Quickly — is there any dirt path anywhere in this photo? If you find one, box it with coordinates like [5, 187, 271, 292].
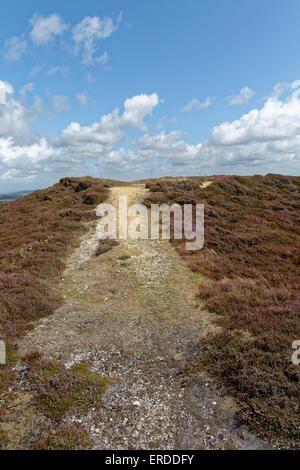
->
[10, 185, 268, 449]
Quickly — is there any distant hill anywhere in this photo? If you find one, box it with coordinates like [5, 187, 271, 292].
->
[0, 189, 35, 202]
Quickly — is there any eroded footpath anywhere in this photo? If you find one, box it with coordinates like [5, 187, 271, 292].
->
[3, 186, 270, 449]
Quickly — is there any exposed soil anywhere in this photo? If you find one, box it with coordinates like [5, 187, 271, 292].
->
[1, 185, 271, 449]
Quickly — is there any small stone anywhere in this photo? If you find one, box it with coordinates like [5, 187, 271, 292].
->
[174, 353, 185, 361]
[133, 400, 141, 406]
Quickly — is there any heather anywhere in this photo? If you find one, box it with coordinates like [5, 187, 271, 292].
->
[0, 177, 110, 403]
[33, 424, 92, 450]
[25, 354, 107, 422]
[144, 174, 300, 447]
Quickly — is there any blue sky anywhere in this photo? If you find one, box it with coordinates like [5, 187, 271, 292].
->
[0, 0, 300, 191]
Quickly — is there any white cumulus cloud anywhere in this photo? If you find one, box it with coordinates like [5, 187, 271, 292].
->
[121, 93, 159, 129]
[0, 82, 300, 182]
[213, 85, 300, 145]
[0, 81, 35, 139]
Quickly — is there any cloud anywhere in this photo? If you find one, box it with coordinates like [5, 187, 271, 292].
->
[72, 14, 122, 65]
[119, 84, 300, 173]
[213, 84, 300, 146]
[28, 65, 43, 77]
[1, 82, 300, 182]
[121, 93, 159, 129]
[0, 89, 159, 181]
[3, 36, 27, 62]
[0, 81, 29, 138]
[97, 51, 109, 66]
[0, 81, 13, 105]
[133, 130, 197, 162]
[57, 93, 159, 150]
[0, 81, 41, 141]
[183, 97, 212, 112]
[0, 137, 54, 181]
[76, 91, 89, 106]
[156, 115, 178, 130]
[3, 13, 121, 69]
[50, 94, 70, 116]
[29, 13, 67, 44]
[19, 82, 35, 103]
[47, 66, 69, 77]
[229, 86, 255, 105]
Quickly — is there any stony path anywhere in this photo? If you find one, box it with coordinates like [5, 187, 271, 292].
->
[12, 185, 269, 449]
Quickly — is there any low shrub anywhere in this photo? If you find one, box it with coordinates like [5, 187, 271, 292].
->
[33, 424, 92, 450]
[25, 356, 107, 422]
[144, 174, 300, 447]
[82, 190, 107, 205]
[0, 177, 110, 421]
